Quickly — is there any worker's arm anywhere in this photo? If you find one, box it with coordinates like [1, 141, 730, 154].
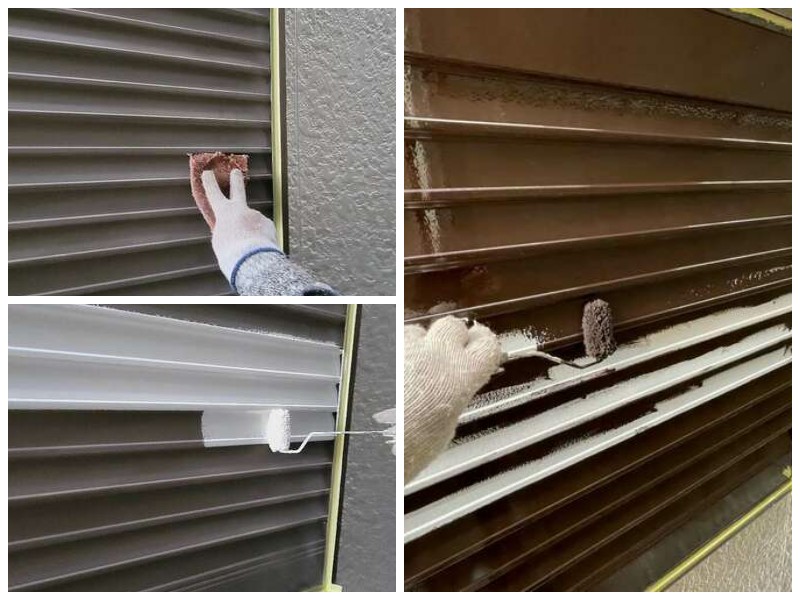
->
[200, 169, 338, 296]
[404, 317, 503, 484]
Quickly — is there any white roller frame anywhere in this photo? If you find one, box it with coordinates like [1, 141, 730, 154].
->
[405, 344, 791, 542]
[201, 411, 336, 447]
[462, 293, 791, 424]
[406, 320, 791, 495]
[8, 305, 342, 411]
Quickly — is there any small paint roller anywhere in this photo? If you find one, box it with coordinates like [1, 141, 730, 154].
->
[265, 409, 386, 454]
[501, 298, 617, 370]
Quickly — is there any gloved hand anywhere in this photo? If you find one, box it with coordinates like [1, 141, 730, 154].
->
[200, 168, 280, 282]
[404, 317, 503, 483]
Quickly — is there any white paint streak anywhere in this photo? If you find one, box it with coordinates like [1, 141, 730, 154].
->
[373, 407, 397, 455]
[422, 209, 442, 254]
[462, 294, 791, 424]
[727, 264, 791, 290]
[201, 410, 335, 447]
[407, 322, 790, 494]
[405, 346, 791, 542]
[409, 139, 442, 254]
[498, 326, 546, 355]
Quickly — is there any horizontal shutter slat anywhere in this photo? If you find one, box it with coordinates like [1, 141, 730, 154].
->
[9, 305, 341, 412]
[404, 8, 791, 111]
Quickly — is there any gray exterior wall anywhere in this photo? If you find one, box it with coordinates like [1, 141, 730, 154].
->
[666, 495, 791, 592]
[284, 8, 396, 295]
[338, 304, 396, 591]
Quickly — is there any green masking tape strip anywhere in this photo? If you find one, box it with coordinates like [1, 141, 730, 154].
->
[315, 304, 359, 592]
[729, 8, 792, 31]
[307, 583, 343, 592]
[269, 8, 285, 251]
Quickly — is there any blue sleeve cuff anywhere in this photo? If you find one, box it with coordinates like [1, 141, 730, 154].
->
[229, 246, 284, 291]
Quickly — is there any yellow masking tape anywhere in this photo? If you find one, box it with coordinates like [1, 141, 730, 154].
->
[647, 468, 792, 591]
[729, 8, 792, 31]
[270, 8, 285, 251]
[314, 304, 359, 591]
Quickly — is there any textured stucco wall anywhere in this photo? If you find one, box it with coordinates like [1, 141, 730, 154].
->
[667, 494, 792, 592]
[337, 305, 396, 591]
[284, 9, 396, 295]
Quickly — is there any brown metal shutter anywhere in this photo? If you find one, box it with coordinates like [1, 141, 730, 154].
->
[403, 8, 791, 591]
[9, 8, 275, 295]
[9, 305, 346, 591]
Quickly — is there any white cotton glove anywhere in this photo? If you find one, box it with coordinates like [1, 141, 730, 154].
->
[201, 169, 280, 281]
[404, 317, 503, 483]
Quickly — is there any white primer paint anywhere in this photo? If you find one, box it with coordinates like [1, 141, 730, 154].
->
[201, 410, 336, 447]
[410, 138, 442, 255]
[727, 265, 791, 290]
[406, 322, 790, 494]
[462, 293, 791, 424]
[498, 326, 548, 356]
[9, 305, 341, 374]
[373, 407, 397, 455]
[8, 305, 342, 411]
[405, 346, 791, 542]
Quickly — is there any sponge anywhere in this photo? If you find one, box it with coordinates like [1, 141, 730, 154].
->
[189, 152, 249, 228]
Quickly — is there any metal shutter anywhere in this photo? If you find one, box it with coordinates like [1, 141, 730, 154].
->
[9, 304, 346, 591]
[9, 8, 279, 295]
[403, 8, 791, 591]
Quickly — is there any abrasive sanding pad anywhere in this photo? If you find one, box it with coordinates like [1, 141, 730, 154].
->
[189, 152, 249, 228]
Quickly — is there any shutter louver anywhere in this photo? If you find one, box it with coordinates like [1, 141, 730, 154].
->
[9, 8, 274, 295]
[9, 304, 347, 591]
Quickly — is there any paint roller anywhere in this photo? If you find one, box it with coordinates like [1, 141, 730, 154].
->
[265, 409, 387, 454]
[501, 298, 617, 370]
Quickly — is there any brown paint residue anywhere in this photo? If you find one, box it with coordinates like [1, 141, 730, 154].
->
[189, 152, 249, 228]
